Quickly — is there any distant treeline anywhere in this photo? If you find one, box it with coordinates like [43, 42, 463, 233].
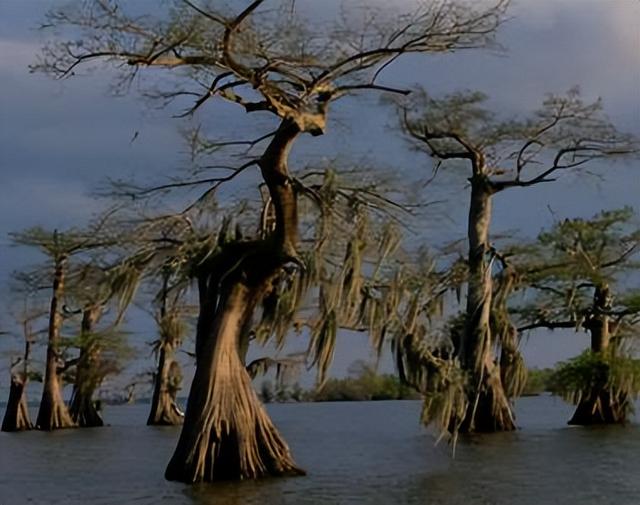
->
[521, 368, 555, 396]
[260, 365, 555, 403]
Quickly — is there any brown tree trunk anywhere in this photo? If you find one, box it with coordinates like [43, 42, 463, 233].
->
[165, 119, 304, 482]
[569, 285, 626, 425]
[70, 306, 104, 427]
[568, 389, 626, 425]
[2, 372, 33, 432]
[147, 346, 184, 426]
[2, 337, 34, 432]
[148, 275, 184, 426]
[165, 280, 303, 482]
[459, 175, 515, 433]
[36, 257, 75, 430]
[69, 386, 103, 427]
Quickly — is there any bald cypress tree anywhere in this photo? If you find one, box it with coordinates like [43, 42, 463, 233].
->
[37, 0, 509, 480]
[147, 268, 188, 426]
[517, 208, 640, 425]
[397, 87, 637, 433]
[1, 305, 41, 432]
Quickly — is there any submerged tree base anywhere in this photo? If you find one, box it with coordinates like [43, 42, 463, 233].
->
[459, 374, 517, 434]
[147, 394, 184, 426]
[568, 391, 627, 425]
[70, 395, 104, 428]
[550, 351, 640, 426]
[165, 365, 306, 482]
[165, 282, 305, 483]
[2, 379, 33, 432]
[36, 387, 75, 431]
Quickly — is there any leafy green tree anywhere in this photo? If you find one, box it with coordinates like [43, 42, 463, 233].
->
[310, 360, 419, 401]
[517, 208, 640, 424]
[522, 367, 554, 396]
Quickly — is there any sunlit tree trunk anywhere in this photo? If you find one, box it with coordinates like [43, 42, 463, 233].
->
[165, 119, 304, 482]
[69, 306, 104, 427]
[148, 274, 185, 426]
[569, 285, 625, 425]
[36, 256, 75, 430]
[147, 339, 184, 425]
[459, 174, 515, 433]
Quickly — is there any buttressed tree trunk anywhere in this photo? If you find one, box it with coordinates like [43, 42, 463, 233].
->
[569, 285, 625, 425]
[148, 352, 184, 425]
[148, 275, 184, 426]
[2, 363, 33, 432]
[69, 306, 104, 427]
[147, 329, 184, 426]
[165, 119, 304, 482]
[2, 374, 33, 432]
[36, 256, 75, 430]
[459, 173, 515, 433]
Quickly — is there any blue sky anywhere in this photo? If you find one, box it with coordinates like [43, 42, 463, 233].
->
[0, 0, 639, 389]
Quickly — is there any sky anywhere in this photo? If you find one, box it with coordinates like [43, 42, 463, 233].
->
[0, 0, 639, 393]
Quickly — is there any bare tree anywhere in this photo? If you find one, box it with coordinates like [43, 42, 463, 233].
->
[36, 0, 509, 481]
[397, 87, 637, 432]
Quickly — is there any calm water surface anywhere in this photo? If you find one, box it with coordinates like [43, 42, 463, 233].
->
[1, 397, 639, 505]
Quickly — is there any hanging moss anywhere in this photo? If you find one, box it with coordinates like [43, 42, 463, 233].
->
[549, 350, 640, 423]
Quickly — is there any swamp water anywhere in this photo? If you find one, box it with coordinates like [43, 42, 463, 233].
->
[1, 397, 639, 505]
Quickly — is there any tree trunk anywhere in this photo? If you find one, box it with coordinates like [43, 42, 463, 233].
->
[2, 372, 32, 432]
[70, 306, 104, 427]
[459, 175, 515, 433]
[69, 386, 103, 427]
[569, 285, 626, 425]
[147, 347, 184, 426]
[165, 280, 304, 482]
[36, 257, 75, 430]
[148, 275, 184, 426]
[165, 119, 304, 482]
[69, 343, 104, 427]
[2, 336, 34, 432]
[568, 389, 626, 425]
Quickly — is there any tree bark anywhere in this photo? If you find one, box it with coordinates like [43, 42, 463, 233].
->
[569, 285, 626, 425]
[70, 306, 104, 427]
[36, 257, 75, 430]
[568, 389, 626, 425]
[2, 336, 34, 432]
[147, 345, 184, 426]
[2, 372, 33, 432]
[165, 279, 303, 482]
[459, 175, 515, 433]
[148, 275, 185, 426]
[165, 119, 304, 482]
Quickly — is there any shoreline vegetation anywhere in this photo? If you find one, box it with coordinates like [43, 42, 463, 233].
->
[259, 366, 555, 403]
[0, 366, 554, 409]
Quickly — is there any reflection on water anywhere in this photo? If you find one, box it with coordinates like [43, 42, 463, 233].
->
[1, 397, 639, 505]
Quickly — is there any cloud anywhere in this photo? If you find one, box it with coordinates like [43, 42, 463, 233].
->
[0, 0, 638, 370]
